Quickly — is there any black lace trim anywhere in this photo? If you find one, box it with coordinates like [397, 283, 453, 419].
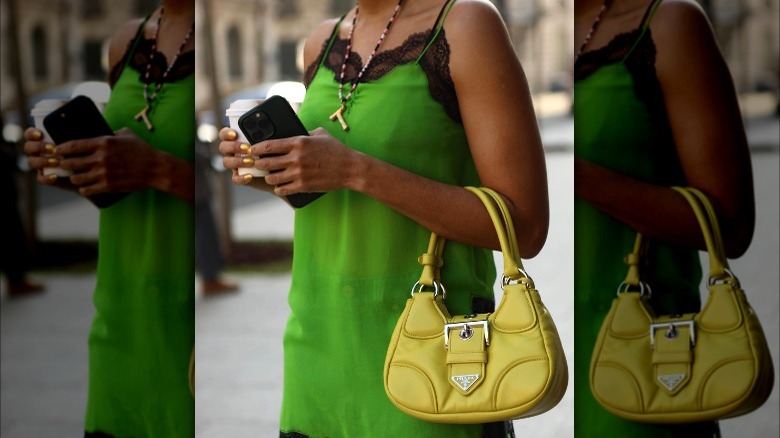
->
[109, 38, 195, 88]
[304, 29, 461, 123]
[574, 28, 665, 118]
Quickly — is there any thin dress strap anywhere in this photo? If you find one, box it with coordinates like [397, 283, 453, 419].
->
[319, 12, 350, 68]
[416, 0, 457, 62]
[109, 12, 153, 87]
[622, 0, 664, 61]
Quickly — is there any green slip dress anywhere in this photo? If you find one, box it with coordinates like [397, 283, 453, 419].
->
[84, 16, 195, 437]
[280, 4, 503, 438]
[573, 1, 718, 436]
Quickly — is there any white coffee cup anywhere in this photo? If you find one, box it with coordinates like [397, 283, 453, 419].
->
[31, 99, 71, 177]
[226, 99, 268, 177]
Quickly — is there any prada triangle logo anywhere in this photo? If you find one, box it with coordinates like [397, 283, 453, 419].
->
[452, 374, 480, 391]
[658, 374, 686, 391]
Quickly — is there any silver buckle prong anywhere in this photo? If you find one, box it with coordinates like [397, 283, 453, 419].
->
[649, 320, 695, 349]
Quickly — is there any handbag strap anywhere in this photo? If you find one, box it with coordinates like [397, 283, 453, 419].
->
[417, 232, 447, 290]
[415, 187, 532, 294]
[621, 187, 735, 292]
[671, 186, 733, 282]
[465, 187, 532, 285]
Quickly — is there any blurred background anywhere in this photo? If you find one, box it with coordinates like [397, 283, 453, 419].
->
[0, 0, 778, 437]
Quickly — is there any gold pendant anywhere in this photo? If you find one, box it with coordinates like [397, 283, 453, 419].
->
[329, 105, 349, 131]
[134, 104, 154, 131]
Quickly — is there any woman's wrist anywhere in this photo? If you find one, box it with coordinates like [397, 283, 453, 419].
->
[344, 149, 373, 194]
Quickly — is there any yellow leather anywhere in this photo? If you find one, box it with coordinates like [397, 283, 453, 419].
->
[384, 187, 568, 423]
[590, 186, 774, 423]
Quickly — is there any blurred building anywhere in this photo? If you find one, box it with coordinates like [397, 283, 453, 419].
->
[194, 0, 575, 115]
[0, 0, 159, 120]
[709, 0, 780, 93]
[3, 0, 777, 121]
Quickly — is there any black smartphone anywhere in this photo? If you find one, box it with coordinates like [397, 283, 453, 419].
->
[43, 95, 126, 209]
[43, 95, 114, 143]
[237, 95, 324, 208]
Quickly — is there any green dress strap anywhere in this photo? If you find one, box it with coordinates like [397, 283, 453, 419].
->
[319, 12, 348, 68]
[623, 0, 664, 61]
[416, 0, 458, 62]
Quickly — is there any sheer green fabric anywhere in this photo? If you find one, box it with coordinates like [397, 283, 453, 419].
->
[573, 4, 717, 437]
[83, 26, 194, 437]
[280, 21, 495, 438]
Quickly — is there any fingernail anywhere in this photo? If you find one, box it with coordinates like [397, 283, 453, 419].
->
[239, 144, 250, 151]
[47, 174, 57, 181]
[45, 144, 55, 152]
[227, 130, 237, 140]
[243, 174, 253, 181]
[31, 130, 42, 140]
[242, 158, 254, 165]
[47, 157, 59, 165]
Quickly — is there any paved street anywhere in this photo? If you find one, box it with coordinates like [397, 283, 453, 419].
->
[1, 114, 777, 437]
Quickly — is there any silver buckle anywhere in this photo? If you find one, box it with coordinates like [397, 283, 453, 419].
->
[649, 320, 695, 349]
[444, 320, 489, 349]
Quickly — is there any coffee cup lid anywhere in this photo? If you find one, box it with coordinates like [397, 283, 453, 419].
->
[226, 99, 263, 115]
[31, 99, 68, 115]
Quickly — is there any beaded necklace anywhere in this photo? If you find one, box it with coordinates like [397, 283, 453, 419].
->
[575, 0, 611, 64]
[134, 6, 195, 131]
[329, 0, 405, 131]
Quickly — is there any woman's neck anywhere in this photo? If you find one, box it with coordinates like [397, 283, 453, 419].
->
[162, 0, 194, 21]
[575, 0, 607, 16]
[357, 0, 403, 17]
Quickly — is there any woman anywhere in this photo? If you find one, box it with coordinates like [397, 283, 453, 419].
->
[23, 0, 195, 436]
[574, 0, 754, 436]
[219, 0, 548, 436]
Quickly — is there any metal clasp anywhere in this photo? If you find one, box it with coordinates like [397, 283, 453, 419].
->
[444, 320, 489, 349]
[650, 320, 695, 349]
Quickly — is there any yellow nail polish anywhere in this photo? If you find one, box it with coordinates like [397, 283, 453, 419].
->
[242, 158, 254, 165]
[48, 157, 59, 165]
[243, 174, 253, 181]
[45, 143, 55, 152]
[47, 174, 57, 181]
[227, 130, 237, 140]
[239, 144, 250, 151]
[31, 130, 42, 140]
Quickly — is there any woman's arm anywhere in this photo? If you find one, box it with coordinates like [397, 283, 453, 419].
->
[575, 0, 754, 257]
[222, 1, 549, 256]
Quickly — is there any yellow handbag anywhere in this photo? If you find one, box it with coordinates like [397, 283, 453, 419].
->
[383, 186, 568, 423]
[590, 186, 774, 423]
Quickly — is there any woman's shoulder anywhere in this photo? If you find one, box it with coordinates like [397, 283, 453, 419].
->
[649, 0, 720, 72]
[444, 0, 506, 37]
[302, 17, 343, 68]
[650, 0, 713, 44]
[442, 0, 514, 59]
[107, 18, 147, 72]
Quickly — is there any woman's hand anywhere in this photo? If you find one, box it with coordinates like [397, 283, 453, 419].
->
[26, 127, 193, 204]
[252, 128, 359, 197]
[50, 128, 161, 197]
[218, 126, 359, 196]
[23, 128, 62, 186]
[218, 127, 282, 193]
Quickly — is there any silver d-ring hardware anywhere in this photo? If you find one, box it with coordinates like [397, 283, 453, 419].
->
[410, 281, 446, 299]
[616, 281, 652, 298]
[501, 268, 535, 290]
[707, 268, 739, 287]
